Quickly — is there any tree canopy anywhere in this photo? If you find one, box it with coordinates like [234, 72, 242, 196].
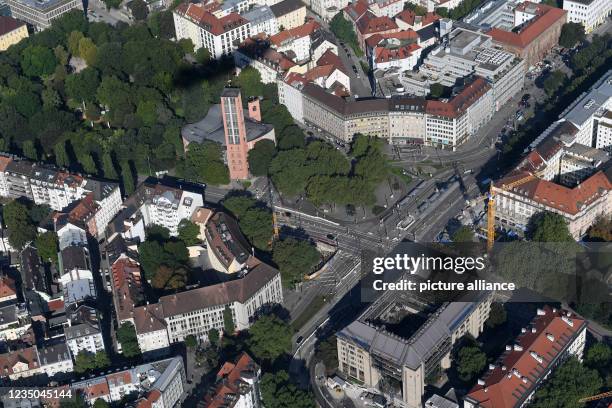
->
[222, 194, 272, 250]
[528, 212, 574, 242]
[247, 315, 293, 362]
[117, 322, 141, 358]
[273, 238, 320, 288]
[455, 344, 486, 382]
[35, 231, 59, 263]
[3, 200, 37, 249]
[559, 22, 585, 49]
[260, 370, 315, 408]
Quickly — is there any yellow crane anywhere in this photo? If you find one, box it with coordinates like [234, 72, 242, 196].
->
[487, 173, 538, 251]
[578, 390, 612, 403]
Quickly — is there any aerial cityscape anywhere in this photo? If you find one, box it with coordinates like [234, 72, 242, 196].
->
[0, 0, 610, 405]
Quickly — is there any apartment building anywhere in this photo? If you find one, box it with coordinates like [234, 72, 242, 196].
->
[270, 0, 306, 30]
[105, 177, 204, 242]
[311, 29, 338, 63]
[368, 0, 402, 18]
[205, 353, 262, 408]
[270, 20, 321, 62]
[388, 98, 427, 144]
[464, 307, 587, 408]
[301, 77, 492, 147]
[420, 27, 525, 111]
[494, 71, 612, 238]
[563, 0, 611, 33]
[356, 12, 399, 50]
[366, 30, 422, 73]
[394, 9, 441, 31]
[310, 0, 344, 21]
[205, 211, 254, 274]
[64, 305, 105, 356]
[0, 16, 27, 50]
[38, 342, 73, 378]
[278, 72, 308, 124]
[71, 356, 185, 407]
[0, 347, 40, 380]
[130, 262, 282, 349]
[594, 110, 612, 152]
[463, 0, 517, 31]
[234, 37, 299, 84]
[488, 2, 566, 67]
[0, 155, 121, 238]
[5, 0, 82, 31]
[162, 262, 282, 343]
[337, 294, 492, 408]
[173, 2, 250, 59]
[242, 5, 278, 36]
[304, 49, 351, 92]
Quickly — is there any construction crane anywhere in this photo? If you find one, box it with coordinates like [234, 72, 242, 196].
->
[486, 173, 538, 251]
[578, 390, 612, 403]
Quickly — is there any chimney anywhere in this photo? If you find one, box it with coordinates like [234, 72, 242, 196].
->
[248, 98, 261, 122]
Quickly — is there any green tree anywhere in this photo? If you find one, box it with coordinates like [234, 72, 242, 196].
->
[543, 70, 566, 96]
[531, 357, 603, 408]
[194, 47, 210, 64]
[35, 231, 59, 263]
[273, 238, 320, 287]
[208, 328, 220, 346]
[129, 0, 149, 21]
[223, 305, 235, 335]
[102, 152, 118, 179]
[452, 226, 475, 242]
[178, 142, 229, 185]
[54, 141, 70, 168]
[177, 219, 200, 246]
[42, 87, 62, 109]
[21, 45, 58, 77]
[74, 351, 96, 373]
[455, 345, 486, 382]
[528, 212, 574, 242]
[151, 264, 188, 290]
[120, 161, 135, 195]
[146, 224, 171, 242]
[78, 37, 98, 66]
[3, 200, 37, 249]
[117, 322, 141, 357]
[94, 351, 110, 369]
[240, 207, 273, 250]
[185, 334, 198, 348]
[587, 216, 612, 241]
[585, 343, 612, 375]
[247, 140, 276, 176]
[329, 13, 362, 56]
[67, 31, 84, 56]
[429, 82, 445, 98]
[247, 315, 293, 362]
[92, 399, 110, 408]
[65, 67, 100, 103]
[260, 370, 315, 408]
[233, 67, 264, 98]
[22, 140, 38, 160]
[223, 195, 257, 219]
[559, 22, 585, 49]
[79, 152, 98, 175]
[316, 336, 338, 375]
[486, 303, 507, 328]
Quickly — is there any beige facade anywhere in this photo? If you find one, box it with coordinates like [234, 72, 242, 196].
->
[0, 18, 28, 51]
[337, 297, 492, 408]
[274, 3, 306, 30]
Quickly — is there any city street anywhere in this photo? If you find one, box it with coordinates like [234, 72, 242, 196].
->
[87, 0, 131, 25]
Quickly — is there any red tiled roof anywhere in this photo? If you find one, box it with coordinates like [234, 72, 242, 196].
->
[374, 42, 420, 63]
[465, 307, 586, 408]
[68, 193, 98, 224]
[0, 16, 25, 37]
[0, 156, 12, 172]
[206, 353, 260, 408]
[175, 3, 248, 36]
[237, 38, 296, 70]
[344, 0, 369, 22]
[494, 169, 612, 214]
[270, 21, 321, 47]
[133, 303, 166, 334]
[489, 2, 566, 48]
[421, 12, 441, 27]
[357, 13, 398, 35]
[111, 256, 143, 323]
[0, 275, 16, 300]
[395, 9, 416, 25]
[365, 29, 419, 48]
[284, 71, 308, 87]
[47, 298, 65, 312]
[425, 77, 491, 118]
[0, 347, 39, 376]
[316, 49, 348, 75]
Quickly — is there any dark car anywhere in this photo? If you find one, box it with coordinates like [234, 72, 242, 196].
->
[522, 94, 531, 102]
[326, 233, 336, 241]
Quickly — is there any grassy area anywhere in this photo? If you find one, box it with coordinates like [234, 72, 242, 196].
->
[291, 295, 327, 331]
[390, 167, 412, 185]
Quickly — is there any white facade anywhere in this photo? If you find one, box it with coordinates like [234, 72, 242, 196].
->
[275, 34, 311, 61]
[369, 0, 403, 17]
[563, 0, 611, 33]
[467, 87, 495, 134]
[425, 113, 469, 148]
[141, 190, 203, 236]
[242, 5, 279, 35]
[594, 111, 612, 151]
[278, 77, 305, 123]
[137, 329, 171, 353]
[164, 272, 283, 343]
[93, 187, 123, 237]
[66, 331, 104, 356]
[311, 0, 344, 20]
[38, 344, 73, 377]
[371, 45, 422, 72]
[5, 0, 82, 31]
[173, 4, 251, 59]
[57, 222, 87, 251]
